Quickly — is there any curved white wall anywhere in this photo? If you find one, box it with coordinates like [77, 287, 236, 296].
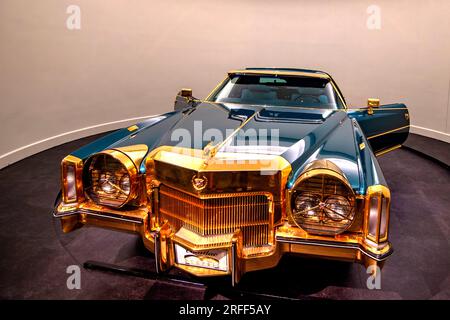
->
[1, 0, 449, 169]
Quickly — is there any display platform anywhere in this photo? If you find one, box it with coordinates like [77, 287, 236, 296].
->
[0, 133, 448, 299]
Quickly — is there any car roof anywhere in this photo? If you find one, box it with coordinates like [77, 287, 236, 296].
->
[228, 67, 331, 79]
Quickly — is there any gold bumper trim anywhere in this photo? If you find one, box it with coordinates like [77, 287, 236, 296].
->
[54, 201, 391, 284]
[55, 145, 391, 284]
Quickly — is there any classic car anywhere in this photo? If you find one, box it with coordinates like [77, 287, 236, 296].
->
[54, 68, 410, 284]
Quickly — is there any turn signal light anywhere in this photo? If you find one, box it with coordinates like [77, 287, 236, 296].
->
[61, 155, 83, 203]
[365, 185, 390, 244]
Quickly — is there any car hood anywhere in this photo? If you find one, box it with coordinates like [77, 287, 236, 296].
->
[91, 102, 361, 190]
[112, 102, 336, 151]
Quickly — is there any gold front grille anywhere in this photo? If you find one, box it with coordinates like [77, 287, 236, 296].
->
[158, 185, 272, 247]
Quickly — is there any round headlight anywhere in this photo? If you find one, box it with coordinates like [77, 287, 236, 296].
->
[84, 151, 137, 208]
[289, 160, 356, 235]
[293, 193, 320, 217]
[324, 195, 352, 221]
[99, 172, 117, 194]
[120, 175, 131, 194]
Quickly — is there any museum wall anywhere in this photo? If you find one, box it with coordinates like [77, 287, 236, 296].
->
[1, 0, 449, 168]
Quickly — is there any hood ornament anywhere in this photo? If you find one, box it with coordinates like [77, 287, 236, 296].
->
[201, 112, 259, 167]
[192, 173, 208, 191]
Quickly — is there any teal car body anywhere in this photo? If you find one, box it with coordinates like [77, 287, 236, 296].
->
[70, 68, 409, 196]
[54, 68, 410, 283]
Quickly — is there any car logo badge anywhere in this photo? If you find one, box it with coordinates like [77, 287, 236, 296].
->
[192, 174, 208, 191]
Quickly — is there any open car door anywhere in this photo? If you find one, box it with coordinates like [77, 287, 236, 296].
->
[348, 100, 410, 156]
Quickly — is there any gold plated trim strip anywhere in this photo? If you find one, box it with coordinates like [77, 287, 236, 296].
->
[375, 144, 402, 157]
[367, 125, 410, 140]
[329, 80, 348, 110]
[349, 107, 408, 111]
[127, 125, 139, 132]
[228, 69, 330, 79]
[205, 76, 229, 100]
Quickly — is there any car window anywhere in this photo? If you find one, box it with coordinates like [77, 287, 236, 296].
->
[210, 74, 343, 109]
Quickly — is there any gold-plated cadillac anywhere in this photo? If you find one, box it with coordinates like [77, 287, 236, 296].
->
[54, 68, 410, 284]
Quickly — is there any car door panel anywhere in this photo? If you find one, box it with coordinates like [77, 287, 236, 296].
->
[348, 103, 410, 154]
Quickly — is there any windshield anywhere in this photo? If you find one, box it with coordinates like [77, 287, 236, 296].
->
[209, 74, 344, 109]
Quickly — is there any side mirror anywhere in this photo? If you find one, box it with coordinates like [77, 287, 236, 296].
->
[367, 98, 380, 115]
[180, 88, 192, 99]
[174, 88, 198, 111]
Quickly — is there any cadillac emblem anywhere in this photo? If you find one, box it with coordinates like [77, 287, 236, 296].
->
[192, 173, 208, 191]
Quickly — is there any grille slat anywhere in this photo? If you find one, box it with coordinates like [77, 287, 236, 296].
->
[158, 185, 271, 247]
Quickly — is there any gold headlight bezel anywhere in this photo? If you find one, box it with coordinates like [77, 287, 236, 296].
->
[84, 145, 148, 208]
[287, 160, 357, 236]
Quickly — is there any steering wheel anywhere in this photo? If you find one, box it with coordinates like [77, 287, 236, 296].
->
[294, 94, 321, 103]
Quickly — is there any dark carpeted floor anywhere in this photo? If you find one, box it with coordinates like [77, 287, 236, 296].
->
[0, 133, 449, 300]
[404, 134, 450, 168]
